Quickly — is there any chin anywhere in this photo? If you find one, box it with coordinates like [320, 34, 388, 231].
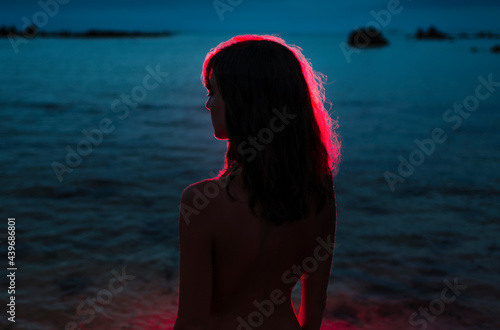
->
[214, 130, 229, 140]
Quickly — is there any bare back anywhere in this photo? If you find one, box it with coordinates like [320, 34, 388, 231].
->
[207, 175, 336, 329]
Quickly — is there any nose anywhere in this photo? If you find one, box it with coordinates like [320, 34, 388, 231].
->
[205, 98, 211, 111]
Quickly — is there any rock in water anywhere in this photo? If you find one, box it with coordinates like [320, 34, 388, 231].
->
[416, 26, 451, 40]
[348, 27, 389, 48]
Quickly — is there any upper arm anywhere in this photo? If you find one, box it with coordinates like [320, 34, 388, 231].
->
[299, 193, 337, 329]
[174, 183, 214, 329]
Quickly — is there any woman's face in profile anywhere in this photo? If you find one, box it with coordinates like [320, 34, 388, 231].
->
[205, 75, 228, 140]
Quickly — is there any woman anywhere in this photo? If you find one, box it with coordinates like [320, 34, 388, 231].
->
[174, 35, 340, 330]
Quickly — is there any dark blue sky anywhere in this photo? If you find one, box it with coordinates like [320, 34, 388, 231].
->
[1, 0, 499, 34]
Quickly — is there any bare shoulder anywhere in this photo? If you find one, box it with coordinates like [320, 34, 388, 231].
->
[181, 177, 229, 205]
[179, 177, 230, 226]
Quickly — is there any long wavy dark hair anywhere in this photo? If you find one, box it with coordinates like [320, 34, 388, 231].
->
[202, 35, 341, 225]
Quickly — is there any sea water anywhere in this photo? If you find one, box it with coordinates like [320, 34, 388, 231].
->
[0, 32, 499, 329]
